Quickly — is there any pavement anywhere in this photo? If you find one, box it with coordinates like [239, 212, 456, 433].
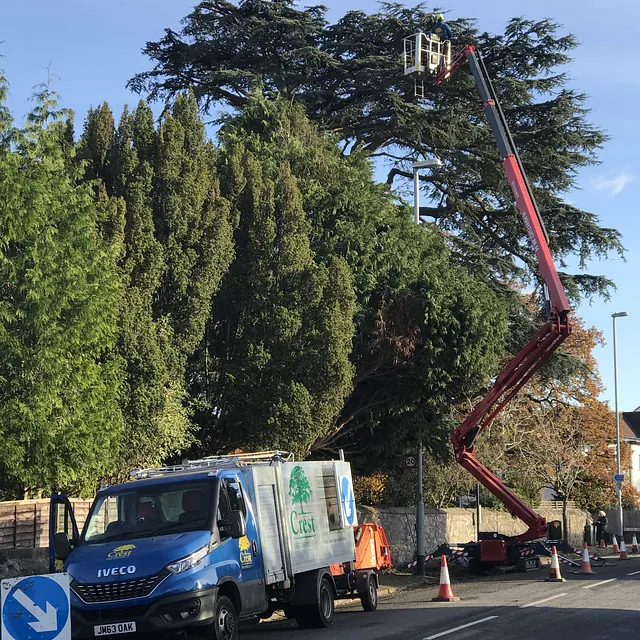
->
[241, 555, 640, 640]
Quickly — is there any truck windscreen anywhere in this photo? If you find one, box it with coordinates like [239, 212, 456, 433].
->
[82, 481, 214, 544]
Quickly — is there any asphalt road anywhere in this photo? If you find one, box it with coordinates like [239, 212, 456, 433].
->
[242, 557, 640, 640]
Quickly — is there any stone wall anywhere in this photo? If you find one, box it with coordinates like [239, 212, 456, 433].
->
[0, 549, 49, 580]
[359, 505, 590, 567]
[602, 509, 640, 543]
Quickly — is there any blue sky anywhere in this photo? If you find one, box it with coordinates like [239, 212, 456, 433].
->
[1, 0, 637, 411]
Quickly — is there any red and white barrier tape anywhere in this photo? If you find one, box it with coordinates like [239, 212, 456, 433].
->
[407, 552, 435, 568]
[557, 554, 579, 567]
[407, 550, 467, 569]
[573, 548, 602, 562]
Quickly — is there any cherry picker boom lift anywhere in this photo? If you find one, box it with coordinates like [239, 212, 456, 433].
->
[403, 33, 572, 570]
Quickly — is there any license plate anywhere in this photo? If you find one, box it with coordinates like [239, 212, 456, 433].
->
[94, 621, 136, 636]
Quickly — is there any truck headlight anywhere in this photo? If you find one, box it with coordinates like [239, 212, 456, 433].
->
[166, 545, 209, 575]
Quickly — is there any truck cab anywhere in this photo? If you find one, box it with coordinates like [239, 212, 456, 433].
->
[51, 466, 263, 638]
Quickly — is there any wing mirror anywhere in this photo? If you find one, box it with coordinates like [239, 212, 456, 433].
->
[219, 510, 246, 540]
[53, 532, 72, 560]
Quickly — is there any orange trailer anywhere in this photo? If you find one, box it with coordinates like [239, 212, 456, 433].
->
[330, 523, 391, 611]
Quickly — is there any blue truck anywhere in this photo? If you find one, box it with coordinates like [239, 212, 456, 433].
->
[49, 452, 379, 639]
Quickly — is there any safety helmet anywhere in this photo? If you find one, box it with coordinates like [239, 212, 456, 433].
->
[436, 13, 444, 21]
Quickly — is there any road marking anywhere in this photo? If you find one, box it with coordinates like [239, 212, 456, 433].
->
[423, 616, 499, 639]
[519, 593, 567, 608]
[627, 570, 640, 576]
[582, 578, 617, 589]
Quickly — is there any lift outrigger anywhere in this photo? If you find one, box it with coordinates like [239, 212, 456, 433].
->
[403, 32, 574, 571]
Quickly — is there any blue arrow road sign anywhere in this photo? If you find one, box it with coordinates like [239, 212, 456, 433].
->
[613, 473, 625, 482]
[340, 476, 356, 526]
[1, 573, 70, 640]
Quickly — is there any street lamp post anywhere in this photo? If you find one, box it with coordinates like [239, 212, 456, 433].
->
[412, 157, 440, 576]
[612, 311, 628, 540]
[412, 158, 441, 225]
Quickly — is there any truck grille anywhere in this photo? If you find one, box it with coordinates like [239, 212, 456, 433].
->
[71, 571, 169, 603]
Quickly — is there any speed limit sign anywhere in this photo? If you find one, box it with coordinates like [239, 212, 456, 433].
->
[405, 455, 417, 468]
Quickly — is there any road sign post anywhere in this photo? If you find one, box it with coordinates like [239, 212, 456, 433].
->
[1, 573, 71, 640]
[416, 441, 425, 576]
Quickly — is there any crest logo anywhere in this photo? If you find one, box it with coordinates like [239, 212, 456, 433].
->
[108, 544, 136, 560]
[239, 536, 252, 567]
[288, 466, 316, 539]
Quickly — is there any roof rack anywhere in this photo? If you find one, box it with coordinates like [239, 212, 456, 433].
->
[130, 450, 295, 480]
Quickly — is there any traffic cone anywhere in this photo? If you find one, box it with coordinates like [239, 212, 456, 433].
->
[619, 539, 629, 560]
[431, 555, 460, 602]
[599, 537, 606, 549]
[545, 545, 566, 582]
[632, 535, 639, 554]
[612, 535, 620, 554]
[575, 542, 595, 574]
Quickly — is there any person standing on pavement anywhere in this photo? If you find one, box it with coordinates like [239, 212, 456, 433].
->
[595, 510, 608, 545]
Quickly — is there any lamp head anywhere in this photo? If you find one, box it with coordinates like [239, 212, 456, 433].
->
[412, 158, 442, 169]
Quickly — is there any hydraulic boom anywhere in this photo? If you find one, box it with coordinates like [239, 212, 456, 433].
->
[435, 45, 572, 543]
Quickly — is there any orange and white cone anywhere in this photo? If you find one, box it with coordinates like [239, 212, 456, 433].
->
[575, 542, 595, 574]
[545, 545, 566, 582]
[612, 535, 620, 554]
[599, 537, 606, 549]
[431, 555, 460, 602]
[632, 535, 639, 554]
[619, 539, 629, 560]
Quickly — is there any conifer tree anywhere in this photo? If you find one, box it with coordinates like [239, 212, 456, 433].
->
[0, 76, 124, 495]
[203, 99, 506, 463]
[131, 2, 622, 301]
[201, 138, 356, 457]
[80, 95, 233, 473]
[188, 98, 505, 461]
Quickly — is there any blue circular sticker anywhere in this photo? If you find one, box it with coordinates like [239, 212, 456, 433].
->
[3, 576, 69, 640]
[341, 476, 356, 526]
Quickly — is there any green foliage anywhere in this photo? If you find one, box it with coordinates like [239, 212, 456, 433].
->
[212, 99, 506, 463]
[0, 75, 124, 495]
[80, 94, 234, 474]
[353, 473, 388, 507]
[129, 0, 331, 109]
[195, 105, 356, 457]
[131, 3, 621, 302]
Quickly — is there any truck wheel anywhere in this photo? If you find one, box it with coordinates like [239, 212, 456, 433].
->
[295, 578, 335, 629]
[360, 575, 378, 612]
[213, 596, 238, 640]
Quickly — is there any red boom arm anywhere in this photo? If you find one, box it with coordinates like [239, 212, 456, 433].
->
[435, 45, 571, 543]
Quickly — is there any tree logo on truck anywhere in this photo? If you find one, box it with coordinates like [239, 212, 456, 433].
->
[288, 466, 316, 539]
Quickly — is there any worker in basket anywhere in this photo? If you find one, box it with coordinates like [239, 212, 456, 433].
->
[430, 14, 452, 70]
[431, 14, 452, 42]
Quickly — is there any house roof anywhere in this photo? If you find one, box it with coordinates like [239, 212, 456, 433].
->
[622, 412, 640, 439]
